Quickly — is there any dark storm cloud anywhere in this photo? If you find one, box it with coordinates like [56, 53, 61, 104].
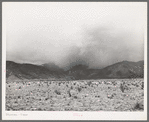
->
[57, 26, 144, 69]
[5, 2, 145, 69]
[6, 25, 144, 70]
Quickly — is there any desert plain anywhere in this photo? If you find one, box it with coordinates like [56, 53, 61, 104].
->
[6, 79, 144, 111]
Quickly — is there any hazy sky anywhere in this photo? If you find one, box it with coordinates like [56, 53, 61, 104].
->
[3, 2, 146, 69]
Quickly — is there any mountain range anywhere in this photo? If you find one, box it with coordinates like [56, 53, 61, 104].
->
[6, 60, 144, 81]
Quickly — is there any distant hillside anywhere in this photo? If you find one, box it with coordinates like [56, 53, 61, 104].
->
[66, 64, 90, 80]
[42, 62, 65, 73]
[6, 60, 144, 80]
[87, 60, 144, 79]
[67, 60, 144, 80]
[6, 61, 72, 80]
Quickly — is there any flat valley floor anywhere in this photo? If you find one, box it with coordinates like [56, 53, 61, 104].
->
[6, 79, 144, 111]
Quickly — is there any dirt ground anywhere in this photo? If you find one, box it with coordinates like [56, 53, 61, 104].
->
[6, 79, 144, 111]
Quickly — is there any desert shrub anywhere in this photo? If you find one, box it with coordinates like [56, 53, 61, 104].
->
[142, 92, 144, 96]
[107, 94, 114, 99]
[84, 108, 88, 111]
[120, 83, 125, 92]
[87, 81, 92, 86]
[141, 82, 144, 90]
[133, 102, 144, 110]
[70, 86, 73, 89]
[74, 96, 77, 99]
[49, 108, 54, 111]
[55, 90, 61, 95]
[67, 90, 71, 97]
[45, 98, 48, 100]
[77, 87, 82, 92]
[95, 95, 100, 98]
[65, 107, 72, 111]
[112, 81, 116, 86]
[37, 108, 42, 111]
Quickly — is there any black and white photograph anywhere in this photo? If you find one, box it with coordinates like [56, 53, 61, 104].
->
[2, 2, 147, 120]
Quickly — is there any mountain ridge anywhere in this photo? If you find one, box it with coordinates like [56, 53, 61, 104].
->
[6, 60, 144, 80]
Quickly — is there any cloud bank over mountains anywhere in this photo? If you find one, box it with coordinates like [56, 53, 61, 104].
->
[4, 2, 146, 69]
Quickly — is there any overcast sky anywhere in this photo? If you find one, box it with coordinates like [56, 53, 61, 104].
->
[3, 2, 146, 69]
